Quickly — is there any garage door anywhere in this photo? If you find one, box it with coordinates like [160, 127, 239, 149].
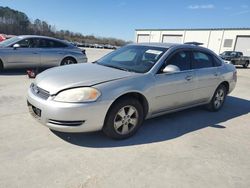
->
[235, 36, 250, 56]
[137, 34, 150, 43]
[162, 35, 182, 44]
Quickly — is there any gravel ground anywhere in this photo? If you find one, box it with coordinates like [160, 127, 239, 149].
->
[0, 48, 249, 188]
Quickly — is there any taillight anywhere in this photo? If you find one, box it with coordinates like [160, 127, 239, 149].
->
[233, 71, 237, 82]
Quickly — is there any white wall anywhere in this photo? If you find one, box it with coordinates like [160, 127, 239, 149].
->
[135, 29, 250, 55]
[183, 30, 210, 47]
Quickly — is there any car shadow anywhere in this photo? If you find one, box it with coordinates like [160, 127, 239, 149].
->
[52, 96, 250, 148]
[0, 68, 48, 76]
[0, 68, 28, 76]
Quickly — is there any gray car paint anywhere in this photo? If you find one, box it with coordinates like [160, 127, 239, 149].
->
[27, 43, 237, 133]
[0, 35, 87, 69]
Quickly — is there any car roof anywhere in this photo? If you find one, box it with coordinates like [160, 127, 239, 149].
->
[16, 35, 68, 42]
[15, 35, 73, 46]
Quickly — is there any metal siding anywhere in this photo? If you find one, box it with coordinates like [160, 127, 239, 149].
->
[235, 36, 250, 56]
[137, 34, 150, 43]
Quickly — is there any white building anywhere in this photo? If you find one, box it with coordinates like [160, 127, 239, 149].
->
[135, 28, 250, 56]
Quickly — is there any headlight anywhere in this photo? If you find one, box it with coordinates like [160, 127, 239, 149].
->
[54, 87, 101, 103]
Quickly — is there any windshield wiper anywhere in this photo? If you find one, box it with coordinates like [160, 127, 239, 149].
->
[101, 64, 132, 72]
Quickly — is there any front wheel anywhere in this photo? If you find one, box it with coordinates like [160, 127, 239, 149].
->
[206, 85, 227, 112]
[103, 98, 144, 139]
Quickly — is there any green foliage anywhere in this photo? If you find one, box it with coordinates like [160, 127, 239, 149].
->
[0, 6, 128, 46]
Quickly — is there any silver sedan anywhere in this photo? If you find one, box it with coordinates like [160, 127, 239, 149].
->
[0, 35, 87, 70]
[27, 43, 237, 139]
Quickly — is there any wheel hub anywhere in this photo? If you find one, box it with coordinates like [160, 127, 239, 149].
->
[114, 105, 138, 135]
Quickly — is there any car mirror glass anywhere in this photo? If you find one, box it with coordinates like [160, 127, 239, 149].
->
[163, 65, 180, 74]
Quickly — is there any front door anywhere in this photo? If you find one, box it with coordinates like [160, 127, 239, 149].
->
[151, 50, 197, 114]
[6, 38, 40, 68]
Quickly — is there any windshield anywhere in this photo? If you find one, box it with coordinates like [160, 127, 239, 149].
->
[221, 51, 233, 56]
[96, 45, 167, 73]
[0, 36, 21, 47]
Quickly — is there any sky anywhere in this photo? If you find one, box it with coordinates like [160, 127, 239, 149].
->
[0, 0, 250, 41]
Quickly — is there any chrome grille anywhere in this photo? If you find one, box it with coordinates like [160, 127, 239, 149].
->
[31, 83, 50, 100]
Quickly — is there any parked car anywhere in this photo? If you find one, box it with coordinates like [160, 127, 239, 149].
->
[0, 35, 88, 71]
[104, 44, 116, 49]
[220, 51, 250, 68]
[0, 34, 6, 42]
[27, 43, 237, 139]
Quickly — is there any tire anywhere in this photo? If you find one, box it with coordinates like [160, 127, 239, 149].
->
[103, 98, 144, 139]
[61, 57, 77, 66]
[0, 59, 3, 72]
[243, 61, 249, 68]
[206, 84, 227, 112]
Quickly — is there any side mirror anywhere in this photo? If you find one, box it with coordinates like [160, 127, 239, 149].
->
[163, 65, 180, 74]
[13, 44, 20, 49]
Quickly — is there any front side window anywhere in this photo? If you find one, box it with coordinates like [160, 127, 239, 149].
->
[214, 57, 222, 67]
[165, 51, 191, 71]
[15, 38, 39, 48]
[96, 45, 168, 73]
[192, 51, 213, 69]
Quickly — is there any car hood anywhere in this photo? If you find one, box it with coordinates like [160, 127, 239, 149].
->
[220, 55, 232, 59]
[35, 63, 135, 94]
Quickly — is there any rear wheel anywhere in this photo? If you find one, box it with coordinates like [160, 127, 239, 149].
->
[206, 84, 227, 112]
[61, 57, 77, 66]
[103, 98, 144, 139]
[243, 61, 249, 68]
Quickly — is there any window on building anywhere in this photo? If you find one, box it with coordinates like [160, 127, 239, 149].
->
[223, 39, 233, 48]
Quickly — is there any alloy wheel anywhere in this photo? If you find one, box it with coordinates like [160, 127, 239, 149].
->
[113, 105, 139, 135]
[214, 88, 225, 109]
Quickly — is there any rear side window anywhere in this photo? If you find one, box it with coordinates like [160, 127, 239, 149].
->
[39, 39, 67, 48]
[214, 57, 222, 66]
[166, 51, 191, 71]
[192, 51, 214, 69]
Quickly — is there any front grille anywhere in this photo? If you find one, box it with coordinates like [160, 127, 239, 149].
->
[48, 119, 85, 126]
[31, 83, 50, 100]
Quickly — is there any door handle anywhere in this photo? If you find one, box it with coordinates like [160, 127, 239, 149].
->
[185, 75, 193, 81]
[33, 52, 39, 54]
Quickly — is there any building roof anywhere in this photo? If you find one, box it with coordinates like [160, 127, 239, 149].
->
[135, 28, 250, 31]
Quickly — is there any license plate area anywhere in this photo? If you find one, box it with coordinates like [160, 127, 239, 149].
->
[27, 102, 42, 119]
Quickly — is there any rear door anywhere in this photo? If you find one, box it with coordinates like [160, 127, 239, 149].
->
[191, 51, 221, 102]
[38, 38, 67, 68]
[151, 50, 197, 114]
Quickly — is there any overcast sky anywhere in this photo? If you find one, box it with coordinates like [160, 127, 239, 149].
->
[1, 0, 250, 41]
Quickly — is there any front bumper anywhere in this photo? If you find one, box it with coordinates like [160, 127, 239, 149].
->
[27, 87, 110, 133]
